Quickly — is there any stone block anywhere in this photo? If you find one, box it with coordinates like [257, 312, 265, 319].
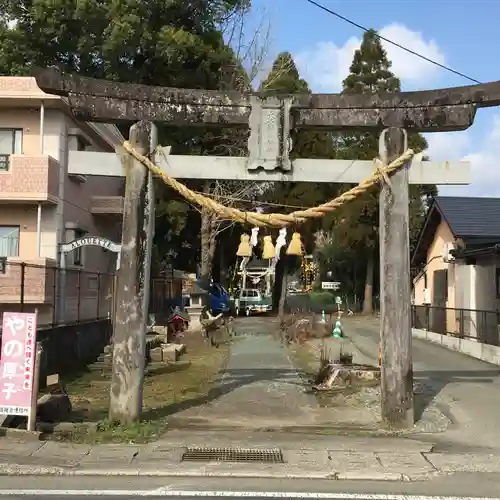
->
[162, 345, 179, 362]
[150, 347, 163, 362]
[46, 374, 59, 387]
[151, 325, 167, 335]
[174, 344, 186, 355]
[37, 393, 72, 423]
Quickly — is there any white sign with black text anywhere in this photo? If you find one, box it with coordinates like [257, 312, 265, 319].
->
[321, 281, 341, 291]
[61, 236, 121, 254]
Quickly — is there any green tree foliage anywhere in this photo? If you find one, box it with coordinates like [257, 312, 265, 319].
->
[0, 0, 248, 86]
[324, 29, 433, 313]
[0, 0, 250, 274]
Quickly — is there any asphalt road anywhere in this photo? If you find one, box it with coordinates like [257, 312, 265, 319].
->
[347, 317, 500, 451]
[0, 492, 499, 500]
[0, 496, 497, 500]
[1, 475, 500, 499]
[0, 493, 498, 500]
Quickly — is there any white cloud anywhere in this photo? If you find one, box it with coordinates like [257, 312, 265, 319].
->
[424, 132, 471, 162]
[425, 114, 500, 197]
[295, 23, 445, 92]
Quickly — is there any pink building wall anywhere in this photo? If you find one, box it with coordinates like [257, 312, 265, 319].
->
[0, 78, 124, 325]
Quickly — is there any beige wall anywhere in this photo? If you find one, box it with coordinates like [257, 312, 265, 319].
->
[0, 100, 123, 321]
[61, 113, 124, 275]
[473, 255, 500, 311]
[413, 219, 456, 332]
[413, 217, 500, 338]
[0, 107, 41, 155]
[0, 108, 123, 265]
[0, 205, 38, 260]
[414, 219, 455, 307]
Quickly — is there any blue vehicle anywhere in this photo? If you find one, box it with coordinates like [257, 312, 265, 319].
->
[195, 279, 231, 315]
[208, 283, 231, 315]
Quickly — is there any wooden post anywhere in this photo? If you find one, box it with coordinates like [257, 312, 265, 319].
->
[27, 342, 43, 432]
[109, 121, 157, 423]
[378, 127, 414, 429]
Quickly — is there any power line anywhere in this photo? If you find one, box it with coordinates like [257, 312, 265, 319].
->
[303, 0, 481, 85]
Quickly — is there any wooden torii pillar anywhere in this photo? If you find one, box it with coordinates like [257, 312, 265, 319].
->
[35, 68, 500, 426]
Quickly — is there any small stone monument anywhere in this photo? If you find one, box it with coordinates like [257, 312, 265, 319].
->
[186, 283, 207, 331]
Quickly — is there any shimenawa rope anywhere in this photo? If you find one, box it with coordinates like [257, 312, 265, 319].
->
[121, 141, 415, 228]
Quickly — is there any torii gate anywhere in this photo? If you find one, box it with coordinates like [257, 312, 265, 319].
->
[35, 68, 496, 427]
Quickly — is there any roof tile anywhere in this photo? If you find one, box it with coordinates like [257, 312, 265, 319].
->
[435, 196, 500, 238]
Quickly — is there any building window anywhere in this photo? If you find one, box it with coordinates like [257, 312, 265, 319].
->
[88, 276, 98, 291]
[66, 228, 87, 266]
[0, 129, 22, 171]
[0, 226, 20, 257]
[72, 229, 87, 266]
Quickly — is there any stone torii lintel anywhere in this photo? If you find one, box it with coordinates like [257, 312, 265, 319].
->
[34, 67, 500, 132]
[68, 150, 470, 185]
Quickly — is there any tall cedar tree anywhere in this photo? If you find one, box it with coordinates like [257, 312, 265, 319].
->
[329, 29, 432, 313]
[0, 0, 250, 275]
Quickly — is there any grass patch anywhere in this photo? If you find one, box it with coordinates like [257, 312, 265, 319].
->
[49, 331, 230, 444]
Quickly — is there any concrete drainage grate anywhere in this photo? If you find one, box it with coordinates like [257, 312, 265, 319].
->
[181, 447, 284, 463]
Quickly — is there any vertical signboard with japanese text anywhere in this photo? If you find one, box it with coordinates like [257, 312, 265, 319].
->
[0, 312, 37, 416]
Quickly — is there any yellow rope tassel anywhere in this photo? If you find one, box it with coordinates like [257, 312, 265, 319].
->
[237, 233, 252, 257]
[286, 232, 303, 256]
[262, 235, 275, 260]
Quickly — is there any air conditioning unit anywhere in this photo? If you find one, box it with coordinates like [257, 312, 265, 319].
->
[442, 242, 455, 263]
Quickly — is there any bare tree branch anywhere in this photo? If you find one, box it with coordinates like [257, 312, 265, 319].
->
[199, 5, 283, 283]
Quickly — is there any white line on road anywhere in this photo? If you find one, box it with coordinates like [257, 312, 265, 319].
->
[0, 491, 498, 500]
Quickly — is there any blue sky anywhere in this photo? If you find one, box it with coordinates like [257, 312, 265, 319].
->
[243, 0, 500, 197]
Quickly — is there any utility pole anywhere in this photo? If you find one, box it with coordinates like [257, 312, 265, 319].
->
[379, 127, 413, 428]
[109, 121, 156, 423]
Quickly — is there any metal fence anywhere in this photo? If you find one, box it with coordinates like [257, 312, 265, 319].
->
[0, 261, 188, 328]
[0, 260, 116, 328]
[412, 305, 500, 347]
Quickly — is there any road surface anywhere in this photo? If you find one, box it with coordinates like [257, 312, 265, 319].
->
[1, 475, 500, 499]
[346, 316, 500, 452]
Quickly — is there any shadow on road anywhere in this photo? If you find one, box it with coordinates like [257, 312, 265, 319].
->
[413, 368, 500, 421]
[141, 366, 305, 421]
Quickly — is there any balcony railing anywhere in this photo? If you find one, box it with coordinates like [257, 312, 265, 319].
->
[0, 259, 56, 305]
[0, 260, 116, 328]
[0, 155, 59, 203]
[90, 196, 124, 215]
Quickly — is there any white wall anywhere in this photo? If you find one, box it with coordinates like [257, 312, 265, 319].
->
[474, 255, 500, 311]
[41, 109, 65, 260]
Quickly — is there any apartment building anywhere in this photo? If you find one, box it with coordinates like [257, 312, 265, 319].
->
[0, 77, 125, 325]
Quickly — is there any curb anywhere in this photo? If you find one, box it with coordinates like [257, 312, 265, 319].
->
[0, 463, 439, 481]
